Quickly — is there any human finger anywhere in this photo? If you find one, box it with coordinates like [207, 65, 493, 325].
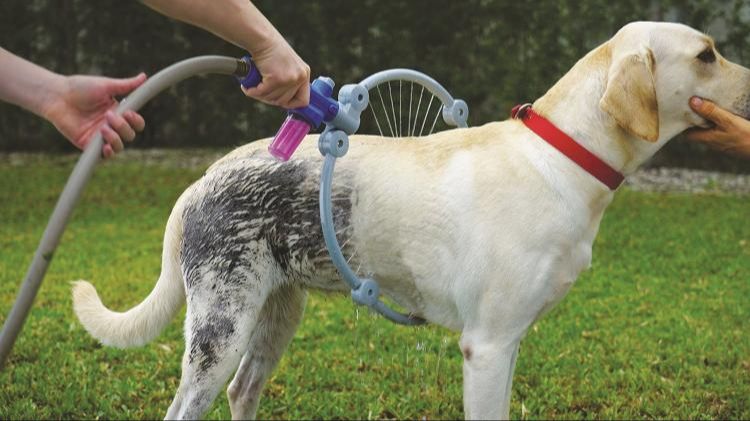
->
[684, 127, 723, 144]
[274, 89, 299, 110]
[242, 83, 287, 107]
[689, 97, 733, 127]
[101, 124, 124, 157]
[241, 84, 273, 103]
[283, 83, 311, 109]
[105, 73, 148, 97]
[263, 86, 291, 107]
[123, 110, 146, 135]
[106, 111, 136, 142]
[272, 66, 310, 108]
[102, 143, 114, 159]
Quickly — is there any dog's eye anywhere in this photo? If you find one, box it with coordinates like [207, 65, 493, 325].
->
[697, 48, 716, 63]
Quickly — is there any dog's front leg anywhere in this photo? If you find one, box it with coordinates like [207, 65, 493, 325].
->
[460, 333, 521, 420]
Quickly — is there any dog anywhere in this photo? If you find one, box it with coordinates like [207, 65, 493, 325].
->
[71, 22, 750, 419]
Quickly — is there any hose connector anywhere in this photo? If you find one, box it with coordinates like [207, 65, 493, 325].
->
[236, 55, 262, 89]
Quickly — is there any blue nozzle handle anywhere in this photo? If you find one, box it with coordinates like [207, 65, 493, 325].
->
[237, 55, 262, 89]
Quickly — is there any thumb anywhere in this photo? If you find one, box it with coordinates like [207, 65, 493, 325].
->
[105, 72, 147, 96]
[689, 96, 732, 126]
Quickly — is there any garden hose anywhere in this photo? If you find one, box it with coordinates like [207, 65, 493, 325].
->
[0, 56, 254, 369]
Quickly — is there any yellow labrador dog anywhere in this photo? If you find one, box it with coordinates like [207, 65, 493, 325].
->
[72, 22, 750, 419]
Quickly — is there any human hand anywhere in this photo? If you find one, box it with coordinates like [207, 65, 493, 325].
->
[43, 73, 147, 158]
[685, 96, 750, 158]
[242, 37, 310, 109]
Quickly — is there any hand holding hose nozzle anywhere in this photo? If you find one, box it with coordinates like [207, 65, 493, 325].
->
[237, 55, 343, 161]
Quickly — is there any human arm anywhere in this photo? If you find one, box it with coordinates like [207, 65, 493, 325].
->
[0, 47, 146, 158]
[686, 96, 750, 158]
[140, 0, 310, 108]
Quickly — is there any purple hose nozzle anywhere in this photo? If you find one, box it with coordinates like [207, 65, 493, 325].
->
[268, 77, 339, 161]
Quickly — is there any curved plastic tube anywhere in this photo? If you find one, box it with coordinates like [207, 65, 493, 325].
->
[359, 68, 454, 103]
[318, 68, 471, 326]
[319, 154, 362, 291]
[319, 153, 425, 326]
[359, 68, 469, 129]
[0, 56, 250, 369]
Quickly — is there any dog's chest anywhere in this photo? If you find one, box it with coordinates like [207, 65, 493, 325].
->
[531, 200, 606, 320]
[538, 239, 593, 317]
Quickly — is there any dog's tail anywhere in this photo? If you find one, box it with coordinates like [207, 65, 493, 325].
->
[71, 192, 189, 348]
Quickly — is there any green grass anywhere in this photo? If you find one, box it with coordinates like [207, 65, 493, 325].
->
[0, 154, 748, 419]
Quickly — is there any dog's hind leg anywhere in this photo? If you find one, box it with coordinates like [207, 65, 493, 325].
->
[226, 285, 307, 420]
[164, 274, 272, 420]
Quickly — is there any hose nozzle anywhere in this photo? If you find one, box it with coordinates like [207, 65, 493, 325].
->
[268, 114, 312, 161]
[268, 77, 338, 161]
[235, 56, 340, 161]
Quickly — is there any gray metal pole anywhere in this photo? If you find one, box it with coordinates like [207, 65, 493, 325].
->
[0, 55, 248, 369]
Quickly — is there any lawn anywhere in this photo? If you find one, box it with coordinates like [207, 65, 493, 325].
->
[0, 152, 748, 419]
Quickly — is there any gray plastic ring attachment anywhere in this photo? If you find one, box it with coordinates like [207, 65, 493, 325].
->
[319, 68, 471, 327]
[442, 99, 469, 127]
[351, 278, 380, 307]
[338, 84, 369, 113]
[318, 130, 424, 326]
[318, 130, 349, 157]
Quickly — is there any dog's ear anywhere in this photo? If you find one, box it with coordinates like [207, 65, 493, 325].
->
[600, 47, 659, 142]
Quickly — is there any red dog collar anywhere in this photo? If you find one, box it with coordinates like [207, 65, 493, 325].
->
[511, 104, 624, 190]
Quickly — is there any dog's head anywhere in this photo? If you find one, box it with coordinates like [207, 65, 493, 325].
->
[600, 21, 750, 142]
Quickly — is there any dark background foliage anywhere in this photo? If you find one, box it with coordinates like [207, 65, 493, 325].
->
[2, 0, 750, 171]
